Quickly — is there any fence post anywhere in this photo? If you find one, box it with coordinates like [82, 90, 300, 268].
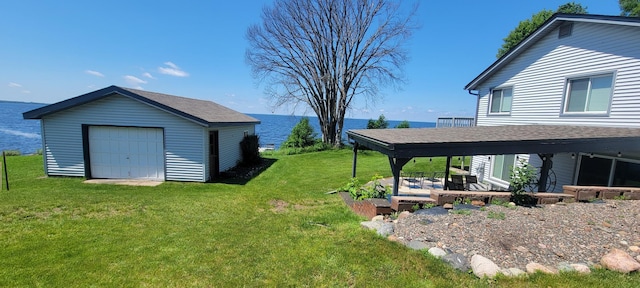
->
[2, 151, 8, 191]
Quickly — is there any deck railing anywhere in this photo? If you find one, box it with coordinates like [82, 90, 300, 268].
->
[436, 117, 475, 128]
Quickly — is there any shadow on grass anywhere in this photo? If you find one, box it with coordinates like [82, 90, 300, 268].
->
[214, 158, 277, 185]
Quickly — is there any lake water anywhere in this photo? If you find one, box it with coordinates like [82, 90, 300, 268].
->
[0, 101, 435, 154]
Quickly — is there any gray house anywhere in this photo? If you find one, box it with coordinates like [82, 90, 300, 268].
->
[23, 85, 260, 182]
[465, 14, 640, 191]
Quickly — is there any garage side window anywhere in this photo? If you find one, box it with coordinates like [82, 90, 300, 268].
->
[489, 87, 512, 114]
[563, 74, 613, 114]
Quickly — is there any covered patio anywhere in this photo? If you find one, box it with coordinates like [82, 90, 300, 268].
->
[347, 125, 640, 196]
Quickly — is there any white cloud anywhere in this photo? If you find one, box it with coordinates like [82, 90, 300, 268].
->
[158, 61, 189, 77]
[21, 90, 31, 94]
[85, 70, 105, 77]
[142, 72, 155, 79]
[8, 82, 22, 88]
[123, 75, 147, 89]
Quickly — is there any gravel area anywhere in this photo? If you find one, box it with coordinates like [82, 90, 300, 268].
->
[393, 200, 640, 270]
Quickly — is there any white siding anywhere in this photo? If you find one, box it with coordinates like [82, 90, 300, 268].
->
[41, 95, 207, 182]
[476, 22, 640, 127]
[471, 22, 640, 190]
[216, 125, 255, 173]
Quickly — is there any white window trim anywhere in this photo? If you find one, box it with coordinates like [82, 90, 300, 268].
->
[488, 87, 513, 115]
[561, 72, 615, 116]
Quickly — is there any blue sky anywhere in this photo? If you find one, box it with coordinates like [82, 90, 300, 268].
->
[0, 0, 622, 122]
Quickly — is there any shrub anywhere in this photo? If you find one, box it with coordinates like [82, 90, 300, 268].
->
[2, 150, 21, 156]
[395, 120, 410, 128]
[240, 134, 261, 165]
[509, 159, 537, 205]
[367, 114, 388, 129]
[339, 174, 390, 200]
[283, 117, 317, 148]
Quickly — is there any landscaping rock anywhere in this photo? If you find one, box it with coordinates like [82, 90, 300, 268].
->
[428, 247, 447, 258]
[629, 245, 640, 253]
[443, 203, 454, 209]
[360, 221, 394, 237]
[557, 262, 573, 272]
[500, 268, 526, 277]
[372, 215, 384, 222]
[407, 240, 430, 250]
[471, 200, 485, 207]
[526, 262, 558, 274]
[470, 254, 501, 278]
[570, 263, 591, 274]
[442, 253, 470, 271]
[377, 223, 394, 237]
[397, 211, 412, 220]
[601, 248, 640, 273]
[387, 235, 400, 242]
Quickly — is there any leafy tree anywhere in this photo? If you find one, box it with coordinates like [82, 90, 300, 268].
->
[246, 0, 418, 147]
[395, 120, 410, 128]
[496, 2, 588, 58]
[367, 114, 389, 129]
[283, 117, 317, 148]
[619, 0, 640, 16]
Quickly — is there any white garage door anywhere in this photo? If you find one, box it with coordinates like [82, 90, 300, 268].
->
[89, 126, 165, 180]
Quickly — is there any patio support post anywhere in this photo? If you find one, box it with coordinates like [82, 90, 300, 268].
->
[444, 156, 452, 190]
[388, 157, 411, 196]
[351, 142, 359, 178]
[537, 153, 553, 192]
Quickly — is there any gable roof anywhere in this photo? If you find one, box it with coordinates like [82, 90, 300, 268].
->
[23, 85, 260, 127]
[465, 13, 640, 91]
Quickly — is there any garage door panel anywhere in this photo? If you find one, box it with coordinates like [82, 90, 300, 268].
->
[89, 126, 164, 180]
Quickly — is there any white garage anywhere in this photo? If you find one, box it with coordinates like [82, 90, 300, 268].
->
[89, 126, 165, 180]
[23, 85, 260, 182]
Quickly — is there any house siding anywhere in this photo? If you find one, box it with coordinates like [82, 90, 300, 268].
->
[471, 21, 640, 192]
[41, 95, 207, 182]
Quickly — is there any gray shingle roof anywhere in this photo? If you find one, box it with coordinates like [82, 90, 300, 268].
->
[347, 125, 640, 157]
[23, 85, 260, 127]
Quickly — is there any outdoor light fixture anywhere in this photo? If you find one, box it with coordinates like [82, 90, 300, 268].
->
[617, 152, 622, 157]
[571, 153, 575, 159]
[590, 153, 594, 158]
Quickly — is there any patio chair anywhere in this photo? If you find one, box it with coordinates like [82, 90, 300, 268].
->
[465, 175, 488, 191]
[402, 171, 424, 189]
[448, 174, 465, 190]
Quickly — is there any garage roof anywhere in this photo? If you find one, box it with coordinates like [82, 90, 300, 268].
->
[23, 85, 260, 127]
[347, 125, 640, 158]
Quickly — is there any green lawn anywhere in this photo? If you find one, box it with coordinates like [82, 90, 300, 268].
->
[1, 151, 638, 287]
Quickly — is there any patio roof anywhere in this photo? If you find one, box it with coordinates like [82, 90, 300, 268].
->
[346, 125, 640, 195]
[347, 125, 640, 158]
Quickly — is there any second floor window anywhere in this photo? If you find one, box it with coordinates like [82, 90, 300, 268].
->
[489, 87, 512, 114]
[564, 74, 613, 114]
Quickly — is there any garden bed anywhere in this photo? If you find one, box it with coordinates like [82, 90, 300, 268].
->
[339, 192, 392, 220]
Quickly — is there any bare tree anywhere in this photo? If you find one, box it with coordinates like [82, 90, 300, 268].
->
[246, 0, 417, 146]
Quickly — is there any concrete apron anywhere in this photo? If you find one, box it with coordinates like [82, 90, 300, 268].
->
[84, 179, 163, 187]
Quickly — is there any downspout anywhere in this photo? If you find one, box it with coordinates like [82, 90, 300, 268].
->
[467, 89, 480, 127]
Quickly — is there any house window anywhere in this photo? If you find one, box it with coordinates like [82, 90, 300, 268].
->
[491, 154, 516, 182]
[576, 154, 640, 188]
[564, 74, 613, 113]
[489, 87, 512, 114]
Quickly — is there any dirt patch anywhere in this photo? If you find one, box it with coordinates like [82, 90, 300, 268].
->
[269, 200, 289, 213]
